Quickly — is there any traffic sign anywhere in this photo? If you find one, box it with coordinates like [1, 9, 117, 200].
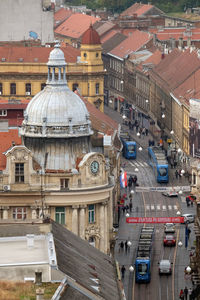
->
[126, 217, 184, 223]
[135, 186, 190, 192]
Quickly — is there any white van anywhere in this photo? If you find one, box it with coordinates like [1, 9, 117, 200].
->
[158, 259, 172, 275]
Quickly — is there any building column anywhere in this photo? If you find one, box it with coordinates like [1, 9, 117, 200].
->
[79, 205, 86, 240]
[72, 205, 79, 235]
[100, 202, 105, 252]
[104, 201, 108, 254]
[2, 206, 9, 219]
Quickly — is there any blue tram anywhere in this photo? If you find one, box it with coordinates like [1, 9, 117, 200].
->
[148, 146, 169, 183]
[135, 227, 154, 283]
[120, 133, 137, 159]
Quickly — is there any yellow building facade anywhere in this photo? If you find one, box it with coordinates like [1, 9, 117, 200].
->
[0, 27, 104, 111]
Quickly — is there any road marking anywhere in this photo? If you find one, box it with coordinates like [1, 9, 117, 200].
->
[168, 205, 172, 210]
[162, 205, 166, 211]
[181, 196, 185, 203]
[144, 162, 148, 166]
[134, 162, 140, 167]
[174, 205, 178, 210]
[151, 205, 155, 210]
[157, 205, 161, 210]
[146, 205, 150, 210]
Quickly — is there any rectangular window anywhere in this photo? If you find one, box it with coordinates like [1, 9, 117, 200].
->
[0, 110, 7, 116]
[25, 83, 31, 95]
[60, 178, 69, 190]
[95, 83, 99, 95]
[0, 83, 2, 95]
[55, 207, 65, 224]
[10, 83, 16, 95]
[15, 163, 24, 183]
[13, 207, 27, 220]
[88, 204, 95, 223]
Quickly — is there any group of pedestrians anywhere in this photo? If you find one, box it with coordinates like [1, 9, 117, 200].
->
[119, 240, 130, 254]
[179, 286, 193, 299]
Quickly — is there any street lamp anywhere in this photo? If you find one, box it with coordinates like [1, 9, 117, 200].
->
[139, 146, 143, 151]
[126, 213, 130, 217]
[177, 210, 181, 215]
[122, 114, 126, 120]
[130, 190, 134, 195]
[127, 241, 132, 247]
[177, 148, 182, 154]
[129, 265, 134, 272]
[137, 132, 140, 137]
[162, 113, 165, 119]
[186, 266, 191, 274]
[170, 130, 174, 135]
[178, 241, 183, 247]
[145, 99, 149, 103]
[135, 168, 139, 172]
[109, 99, 113, 104]
[179, 190, 183, 195]
[181, 169, 185, 175]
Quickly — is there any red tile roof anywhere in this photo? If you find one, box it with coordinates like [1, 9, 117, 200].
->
[0, 129, 21, 170]
[149, 27, 200, 41]
[54, 13, 100, 39]
[0, 45, 80, 63]
[82, 25, 101, 45]
[109, 30, 152, 59]
[136, 49, 162, 71]
[100, 29, 119, 44]
[120, 3, 153, 17]
[0, 99, 30, 109]
[54, 7, 73, 27]
[173, 67, 200, 105]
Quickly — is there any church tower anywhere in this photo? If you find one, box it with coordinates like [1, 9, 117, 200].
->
[80, 25, 104, 112]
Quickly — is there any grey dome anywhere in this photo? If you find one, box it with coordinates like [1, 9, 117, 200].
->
[47, 44, 67, 66]
[20, 45, 93, 138]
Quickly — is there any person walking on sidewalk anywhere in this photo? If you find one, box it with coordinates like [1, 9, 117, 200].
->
[121, 265, 126, 279]
[125, 240, 128, 253]
[179, 289, 184, 299]
[188, 287, 192, 300]
[184, 286, 188, 300]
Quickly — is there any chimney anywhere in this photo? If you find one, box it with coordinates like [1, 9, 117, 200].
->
[26, 234, 35, 248]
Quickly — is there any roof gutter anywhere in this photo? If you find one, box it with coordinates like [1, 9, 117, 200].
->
[170, 92, 182, 106]
[52, 275, 104, 300]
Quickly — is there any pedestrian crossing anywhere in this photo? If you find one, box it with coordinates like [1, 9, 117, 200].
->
[145, 204, 178, 211]
[129, 160, 149, 168]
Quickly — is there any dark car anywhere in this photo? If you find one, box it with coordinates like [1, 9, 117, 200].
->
[163, 235, 176, 246]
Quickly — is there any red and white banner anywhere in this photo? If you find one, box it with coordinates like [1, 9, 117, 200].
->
[126, 217, 184, 223]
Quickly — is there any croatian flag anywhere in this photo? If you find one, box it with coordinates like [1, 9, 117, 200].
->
[120, 171, 127, 188]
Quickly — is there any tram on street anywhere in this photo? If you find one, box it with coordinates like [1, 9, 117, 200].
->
[135, 227, 154, 283]
[120, 132, 137, 159]
[148, 146, 169, 183]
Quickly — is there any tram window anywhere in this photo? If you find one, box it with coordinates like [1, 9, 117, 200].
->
[138, 263, 148, 274]
[159, 168, 167, 176]
[128, 145, 135, 153]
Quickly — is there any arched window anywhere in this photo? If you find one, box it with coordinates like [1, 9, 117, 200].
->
[25, 83, 31, 95]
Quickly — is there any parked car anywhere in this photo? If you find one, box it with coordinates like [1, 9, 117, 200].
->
[163, 235, 176, 246]
[158, 259, 172, 275]
[162, 191, 178, 197]
[164, 223, 175, 233]
[181, 214, 195, 224]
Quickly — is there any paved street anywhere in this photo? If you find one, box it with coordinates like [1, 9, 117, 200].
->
[104, 105, 195, 300]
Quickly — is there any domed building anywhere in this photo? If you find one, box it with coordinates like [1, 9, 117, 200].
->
[0, 44, 118, 254]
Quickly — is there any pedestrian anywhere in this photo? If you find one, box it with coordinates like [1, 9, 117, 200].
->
[142, 127, 145, 138]
[129, 202, 132, 212]
[145, 128, 148, 136]
[175, 170, 179, 179]
[188, 287, 192, 300]
[184, 286, 188, 300]
[188, 228, 191, 240]
[179, 289, 184, 299]
[122, 206, 125, 215]
[125, 240, 128, 253]
[126, 204, 129, 212]
[121, 265, 126, 279]
[120, 241, 124, 252]
[186, 197, 190, 207]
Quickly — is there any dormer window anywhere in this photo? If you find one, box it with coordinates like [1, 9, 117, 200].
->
[60, 178, 69, 190]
